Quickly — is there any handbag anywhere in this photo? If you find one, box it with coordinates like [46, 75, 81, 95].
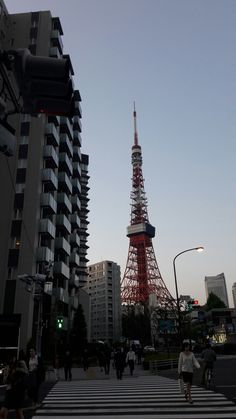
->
[178, 377, 184, 394]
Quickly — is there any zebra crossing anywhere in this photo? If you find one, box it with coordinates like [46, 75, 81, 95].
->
[33, 375, 236, 419]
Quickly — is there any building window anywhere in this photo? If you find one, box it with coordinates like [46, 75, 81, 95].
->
[30, 27, 38, 39]
[8, 249, 19, 267]
[11, 220, 22, 236]
[20, 122, 30, 136]
[18, 145, 28, 159]
[16, 168, 26, 183]
[14, 193, 24, 210]
[31, 12, 39, 24]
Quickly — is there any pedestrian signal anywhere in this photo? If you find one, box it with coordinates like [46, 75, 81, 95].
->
[56, 316, 64, 329]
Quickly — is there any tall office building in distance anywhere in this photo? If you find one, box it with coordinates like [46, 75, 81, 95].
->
[205, 273, 229, 307]
[0, 2, 89, 351]
[86, 261, 121, 343]
[232, 283, 236, 309]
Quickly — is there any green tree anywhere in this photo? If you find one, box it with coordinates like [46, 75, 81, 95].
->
[70, 304, 87, 354]
[122, 304, 151, 345]
[206, 292, 226, 311]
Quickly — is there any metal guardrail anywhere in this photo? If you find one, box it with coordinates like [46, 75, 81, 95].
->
[149, 358, 178, 374]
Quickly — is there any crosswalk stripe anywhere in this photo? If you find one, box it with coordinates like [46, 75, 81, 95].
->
[33, 375, 236, 418]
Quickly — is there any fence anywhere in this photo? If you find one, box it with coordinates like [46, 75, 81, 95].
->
[149, 358, 178, 374]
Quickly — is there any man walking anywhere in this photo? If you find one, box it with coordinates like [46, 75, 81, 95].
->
[126, 347, 136, 376]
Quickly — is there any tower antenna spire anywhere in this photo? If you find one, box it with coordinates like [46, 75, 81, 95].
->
[133, 101, 138, 146]
[121, 105, 174, 308]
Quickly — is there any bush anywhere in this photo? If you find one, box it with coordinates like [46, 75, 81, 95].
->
[223, 343, 236, 355]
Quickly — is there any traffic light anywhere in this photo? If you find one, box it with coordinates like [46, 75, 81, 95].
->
[8, 49, 74, 117]
[56, 316, 64, 330]
[187, 299, 199, 311]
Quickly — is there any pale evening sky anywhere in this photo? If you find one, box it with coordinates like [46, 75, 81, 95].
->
[5, 0, 236, 306]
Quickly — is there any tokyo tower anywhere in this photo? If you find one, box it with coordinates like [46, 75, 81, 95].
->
[121, 105, 174, 307]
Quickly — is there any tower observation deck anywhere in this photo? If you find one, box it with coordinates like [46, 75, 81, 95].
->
[121, 105, 174, 306]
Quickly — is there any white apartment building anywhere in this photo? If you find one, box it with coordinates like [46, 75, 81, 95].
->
[205, 273, 229, 307]
[86, 261, 121, 343]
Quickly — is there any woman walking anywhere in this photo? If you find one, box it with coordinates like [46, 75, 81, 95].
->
[0, 356, 28, 419]
[178, 341, 200, 404]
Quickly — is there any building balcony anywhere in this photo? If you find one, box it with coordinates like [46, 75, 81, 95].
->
[69, 252, 80, 267]
[73, 145, 81, 162]
[55, 237, 71, 255]
[74, 101, 82, 118]
[73, 116, 82, 132]
[49, 46, 61, 59]
[37, 246, 54, 262]
[48, 115, 60, 127]
[73, 130, 82, 147]
[80, 221, 89, 231]
[69, 272, 80, 288]
[40, 193, 57, 214]
[72, 178, 81, 195]
[69, 213, 80, 229]
[72, 162, 81, 178]
[57, 192, 72, 213]
[59, 152, 73, 176]
[70, 232, 80, 247]
[79, 247, 88, 256]
[53, 261, 70, 280]
[58, 172, 72, 194]
[60, 133, 73, 158]
[38, 218, 56, 238]
[56, 214, 71, 234]
[52, 286, 69, 304]
[71, 196, 81, 212]
[45, 123, 59, 146]
[70, 295, 79, 309]
[42, 168, 58, 191]
[51, 29, 63, 54]
[60, 117, 73, 140]
[43, 145, 59, 168]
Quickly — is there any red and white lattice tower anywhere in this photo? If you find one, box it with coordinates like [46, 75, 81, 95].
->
[121, 105, 174, 307]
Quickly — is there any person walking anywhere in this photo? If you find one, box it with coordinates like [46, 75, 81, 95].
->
[137, 347, 143, 365]
[114, 348, 125, 380]
[178, 341, 200, 404]
[27, 348, 41, 407]
[97, 350, 106, 373]
[53, 354, 60, 381]
[201, 342, 217, 385]
[63, 350, 72, 381]
[82, 349, 89, 371]
[104, 346, 111, 375]
[126, 347, 136, 376]
[0, 356, 28, 419]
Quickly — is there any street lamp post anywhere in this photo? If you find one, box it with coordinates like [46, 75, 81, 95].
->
[173, 246, 204, 343]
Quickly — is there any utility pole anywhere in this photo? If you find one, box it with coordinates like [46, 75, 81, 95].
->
[18, 273, 46, 355]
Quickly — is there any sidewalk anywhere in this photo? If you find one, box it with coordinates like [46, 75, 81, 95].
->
[47, 363, 151, 382]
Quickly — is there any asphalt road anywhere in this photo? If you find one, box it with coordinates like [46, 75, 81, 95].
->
[0, 356, 235, 418]
[158, 356, 236, 400]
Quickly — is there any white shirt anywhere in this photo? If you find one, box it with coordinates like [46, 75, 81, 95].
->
[29, 355, 38, 372]
[126, 350, 136, 362]
[178, 351, 200, 373]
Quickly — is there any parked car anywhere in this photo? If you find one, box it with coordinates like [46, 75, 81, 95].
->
[143, 346, 156, 353]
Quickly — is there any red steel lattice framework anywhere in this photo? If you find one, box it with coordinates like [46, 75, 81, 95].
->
[121, 106, 174, 306]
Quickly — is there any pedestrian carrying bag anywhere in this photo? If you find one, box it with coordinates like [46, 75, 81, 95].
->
[178, 377, 184, 394]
